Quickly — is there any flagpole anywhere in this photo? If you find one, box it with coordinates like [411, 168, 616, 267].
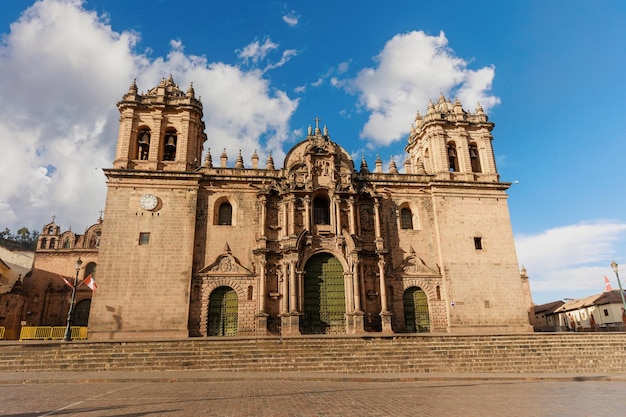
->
[63, 258, 83, 342]
[610, 261, 626, 319]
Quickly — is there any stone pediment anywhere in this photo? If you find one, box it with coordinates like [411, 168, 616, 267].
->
[395, 255, 439, 276]
[198, 254, 253, 276]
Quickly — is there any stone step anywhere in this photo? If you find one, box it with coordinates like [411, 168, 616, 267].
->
[2, 333, 625, 373]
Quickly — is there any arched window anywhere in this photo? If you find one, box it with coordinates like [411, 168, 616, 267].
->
[49, 238, 56, 249]
[218, 202, 233, 225]
[84, 262, 97, 279]
[137, 129, 150, 160]
[313, 196, 330, 225]
[469, 143, 481, 173]
[447, 142, 458, 172]
[400, 207, 413, 230]
[40, 238, 47, 249]
[163, 130, 177, 161]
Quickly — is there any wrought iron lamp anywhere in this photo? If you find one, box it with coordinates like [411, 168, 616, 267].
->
[610, 261, 626, 316]
[63, 257, 83, 341]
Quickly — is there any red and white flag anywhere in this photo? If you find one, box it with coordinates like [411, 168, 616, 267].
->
[604, 275, 613, 292]
[59, 274, 73, 289]
[82, 274, 98, 292]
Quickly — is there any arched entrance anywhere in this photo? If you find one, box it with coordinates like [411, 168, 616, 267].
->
[403, 287, 430, 332]
[301, 253, 346, 334]
[207, 286, 238, 336]
[73, 299, 91, 327]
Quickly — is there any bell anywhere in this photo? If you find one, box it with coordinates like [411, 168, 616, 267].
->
[469, 148, 478, 158]
[165, 135, 176, 149]
[138, 132, 150, 145]
[447, 147, 456, 157]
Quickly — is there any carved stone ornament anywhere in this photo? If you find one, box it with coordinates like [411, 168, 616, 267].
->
[396, 255, 439, 276]
[198, 254, 254, 276]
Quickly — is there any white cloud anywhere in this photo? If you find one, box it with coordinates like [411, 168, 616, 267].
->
[282, 11, 299, 27]
[0, 0, 298, 234]
[343, 30, 500, 146]
[236, 38, 279, 65]
[515, 221, 626, 302]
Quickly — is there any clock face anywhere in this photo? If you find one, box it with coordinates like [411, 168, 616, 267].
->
[140, 194, 158, 211]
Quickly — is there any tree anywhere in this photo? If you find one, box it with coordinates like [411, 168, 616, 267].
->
[0, 227, 39, 251]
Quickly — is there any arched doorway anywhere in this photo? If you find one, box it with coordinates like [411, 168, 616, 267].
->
[207, 286, 238, 336]
[73, 299, 91, 327]
[403, 287, 430, 332]
[301, 253, 346, 334]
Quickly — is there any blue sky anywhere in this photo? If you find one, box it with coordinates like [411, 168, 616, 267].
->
[1, 0, 625, 305]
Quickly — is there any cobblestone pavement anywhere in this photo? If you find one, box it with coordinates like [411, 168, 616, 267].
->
[1, 377, 626, 417]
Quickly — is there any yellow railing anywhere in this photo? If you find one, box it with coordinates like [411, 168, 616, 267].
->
[19, 326, 88, 341]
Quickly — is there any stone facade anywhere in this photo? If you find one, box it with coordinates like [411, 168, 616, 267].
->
[0, 220, 101, 338]
[89, 77, 532, 340]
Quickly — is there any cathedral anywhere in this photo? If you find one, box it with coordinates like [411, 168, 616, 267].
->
[88, 76, 532, 340]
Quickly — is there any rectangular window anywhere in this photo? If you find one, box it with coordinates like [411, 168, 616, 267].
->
[604, 309, 609, 317]
[139, 232, 150, 245]
[474, 237, 483, 250]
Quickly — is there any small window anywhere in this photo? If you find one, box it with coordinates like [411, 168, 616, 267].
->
[139, 232, 150, 245]
[84, 262, 97, 279]
[400, 208, 413, 229]
[447, 143, 458, 172]
[218, 202, 233, 225]
[247, 286, 253, 300]
[469, 143, 481, 173]
[474, 237, 482, 250]
[163, 130, 177, 161]
[604, 309, 609, 317]
[313, 196, 330, 225]
[137, 129, 150, 160]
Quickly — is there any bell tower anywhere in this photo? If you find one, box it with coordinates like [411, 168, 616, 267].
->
[405, 94, 499, 182]
[114, 75, 206, 172]
[90, 76, 205, 340]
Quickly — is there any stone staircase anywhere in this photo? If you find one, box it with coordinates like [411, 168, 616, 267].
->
[1, 333, 625, 374]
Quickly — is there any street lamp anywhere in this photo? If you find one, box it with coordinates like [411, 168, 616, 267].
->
[610, 261, 626, 318]
[63, 257, 83, 342]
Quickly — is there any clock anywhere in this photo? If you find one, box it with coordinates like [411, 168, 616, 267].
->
[139, 194, 158, 211]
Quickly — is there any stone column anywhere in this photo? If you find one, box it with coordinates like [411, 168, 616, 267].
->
[304, 196, 311, 232]
[378, 256, 393, 333]
[280, 262, 288, 314]
[287, 197, 295, 236]
[345, 268, 354, 314]
[352, 258, 364, 333]
[289, 259, 298, 313]
[352, 258, 361, 312]
[258, 260, 267, 313]
[348, 197, 356, 235]
[335, 196, 342, 235]
[373, 198, 384, 251]
[256, 259, 268, 334]
[259, 196, 267, 238]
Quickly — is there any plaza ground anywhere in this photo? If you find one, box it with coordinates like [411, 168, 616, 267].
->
[1, 371, 625, 416]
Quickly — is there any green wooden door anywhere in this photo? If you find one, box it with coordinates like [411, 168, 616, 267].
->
[208, 287, 238, 336]
[403, 287, 430, 332]
[302, 254, 345, 334]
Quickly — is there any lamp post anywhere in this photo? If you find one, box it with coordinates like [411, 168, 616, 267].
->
[63, 257, 83, 342]
[610, 261, 626, 318]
